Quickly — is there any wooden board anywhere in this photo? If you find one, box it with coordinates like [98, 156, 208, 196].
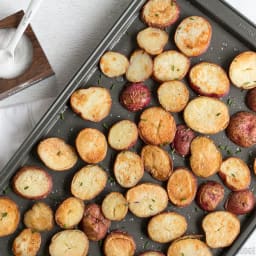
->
[0, 11, 54, 100]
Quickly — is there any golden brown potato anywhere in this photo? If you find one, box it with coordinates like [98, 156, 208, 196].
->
[49, 230, 89, 256]
[12, 228, 41, 256]
[12, 166, 52, 200]
[24, 202, 54, 232]
[81, 203, 111, 241]
[104, 231, 136, 256]
[138, 107, 176, 145]
[37, 137, 78, 171]
[167, 168, 197, 207]
[0, 197, 20, 237]
[55, 197, 84, 229]
[141, 145, 173, 181]
[202, 211, 240, 248]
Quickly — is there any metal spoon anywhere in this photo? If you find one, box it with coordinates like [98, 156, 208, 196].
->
[0, 0, 43, 67]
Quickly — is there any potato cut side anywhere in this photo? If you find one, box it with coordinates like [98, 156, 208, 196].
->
[24, 202, 54, 232]
[219, 157, 251, 191]
[175, 16, 212, 57]
[55, 197, 84, 229]
[49, 230, 89, 256]
[254, 158, 256, 175]
[76, 128, 107, 163]
[138, 107, 176, 145]
[229, 51, 256, 89]
[167, 238, 212, 256]
[167, 168, 197, 207]
[184, 96, 230, 134]
[153, 50, 190, 82]
[114, 151, 144, 188]
[71, 165, 107, 200]
[139, 252, 165, 256]
[137, 27, 168, 55]
[12, 229, 41, 256]
[0, 197, 20, 237]
[142, 0, 180, 28]
[104, 231, 136, 256]
[189, 62, 230, 97]
[141, 145, 173, 181]
[37, 137, 78, 171]
[13, 166, 52, 200]
[70, 87, 112, 122]
[202, 211, 240, 248]
[148, 212, 187, 243]
[190, 136, 222, 178]
[100, 51, 129, 78]
[126, 50, 153, 82]
[126, 183, 168, 218]
[102, 192, 128, 221]
[108, 120, 138, 150]
[157, 81, 190, 112]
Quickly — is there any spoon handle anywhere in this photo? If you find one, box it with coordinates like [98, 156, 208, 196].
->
[7, 0, 43, 54]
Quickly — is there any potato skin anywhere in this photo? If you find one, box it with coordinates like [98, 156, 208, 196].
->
[139, 252, 165, 256]
[246, 88, 256, 112]
[172, 125, 196, 156]
[120, 83, 151, 112]
[196, 181, 224, 211]
[225, 190, 255, 215]
[226, 111, 256, 148]
[81, 203, 110, 241]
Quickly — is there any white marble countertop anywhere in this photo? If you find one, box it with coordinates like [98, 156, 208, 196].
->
[0, 0, 255, 255]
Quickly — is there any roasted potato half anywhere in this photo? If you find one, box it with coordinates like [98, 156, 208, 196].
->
[24, 202, 54, 232]
[102, 192, 128, 221]
[202, 211, 240, 248]
[49, 230, 89, 256]
[126, 183, 168, 218]
[81, 203, 111, 241]
[12, 228, 41, 256]
[246, 88, 256, 112]
[0, 197, 20, 237]
[55, 197, 84, 229]
[13, 166, 52, 200]
[148, 212, 187, 243]
[71, 165, 107, 200]
[167, 237, 212, 256]
[139, 252, 165, 256]
[167, 168, 197, 207]
[104, 231, 136, 256]
[141, 145, 173, 181]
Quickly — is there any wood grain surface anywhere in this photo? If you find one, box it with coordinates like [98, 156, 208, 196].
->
[0, 11, 54, 100]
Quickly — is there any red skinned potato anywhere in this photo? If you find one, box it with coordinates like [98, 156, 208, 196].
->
[81, 203, 111, 241]
[172, 125, 196, 156]
[225, 190, 255, 215]
[226, 111, 256, 148]
[196, 181, 224, 211]
[120, 83, 151, 112]
[246, 88, 256, 112]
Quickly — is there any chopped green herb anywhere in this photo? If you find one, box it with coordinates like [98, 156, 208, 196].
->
[63, 224, 67, 228]
[231, 173, 236, 178]
[60, 113, 65, 120]
[181, 253, 185, 256]
[253, 81, 256, 83]
[143, 241, 150, 249]
[227, 149, 232, 155]
[1, 212, 8, 219]
[189, 17, 195, 20]
[149, 204, 153, 211]
[151, 198, 156, 202]
[57, 151, 61, 156]
[97, 74, 102, 85]
[102, 123, 109, 129]
[227, 98, 233, 106]
[235, 148, 241, 154]
[177, 68, 180, 71]
[155, 13, 159, 17]
[216, 112, 221, 116]
[194, 207, 198, 212]
[244, 68, 253, 71]
[24, 186, 29, 190]
[98, 240, 103, 247]
[177, 26, 182, 31]
[2, 186, 10, 195]
[243, 81, 250, 85]
[180, 198, 186, 202]
[171, 65, 175, 71]
[171, 0, 174, 6]
[110, 83, 116, 90]
[79, 182, 83, 186]
[218, 145, 225, 150]
[140, 118, 147, 122]
[108, 176, 116, 184]
[170, 148, 176, 155]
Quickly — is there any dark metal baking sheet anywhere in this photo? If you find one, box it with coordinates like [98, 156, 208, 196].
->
[0, 0, 255, 255]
